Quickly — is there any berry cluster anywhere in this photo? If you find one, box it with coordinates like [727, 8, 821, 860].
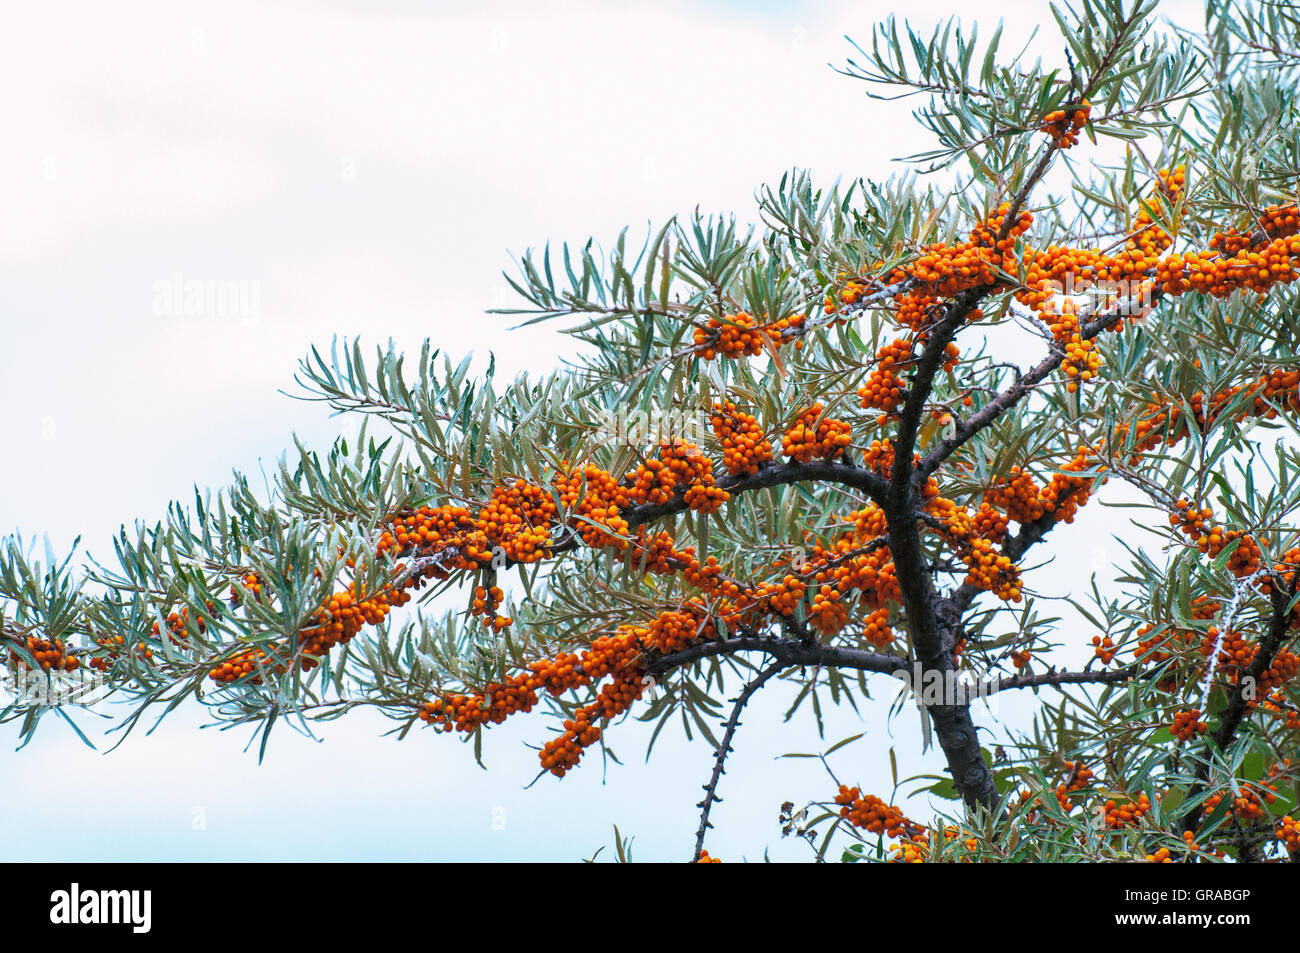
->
[1161, 222, 1300, 298]
[708, 402, 772, 475]
[962, 537, 1023, 602]
[1040, 101, 1090, 148]
[471, 585, 510, 632]
[153, 604, 213, 646]
[984, 467, 1048, 525]
[1091, 635, 1117, 664]
[88, 635, 153, 673]
[210, 647, 278, 685]
[1103, 793, 1151, 829]
[1169, 499, 1262, 576]
[896, 203, 1034, 307]
[229, 572, 264, 605]
[922, 494, 1025, 601]
[7, 635, 79, 673]
[692, 311, 807, 359]
[861, 607, 894, 648]
[834, 785, 922, 838]
[835, 786, 977, 863]
[1145, 831, 1205, 863]
[657, 443, 729, 514]
[858, 338, 912, 414]
[1203, 781, 1277, 822]
[297, 584, 413, 666]
[420, 604, 720, 776]
[1278, 815, 1300, 853]
[781, 404, 852, 462]
[1061, 333, 1102, 393]
[692, 312, 763, 360]
[829, 275, 872, 312]
[1054, 761, 1095, 812]
[540, 704, 606, 776]
[981, 450, 1096, 535]
[1265, 547, 1300, 628]
[1171, 708, 1208, 741]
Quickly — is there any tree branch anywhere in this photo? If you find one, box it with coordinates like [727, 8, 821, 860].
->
[916, 289, 1144, 483]
[692, 660, 785, 862]
[1182, 584, 1298, 835]
[644, 635, 908, 681]
[977, 664, 1140, 696]
[891, 286, 990, 498]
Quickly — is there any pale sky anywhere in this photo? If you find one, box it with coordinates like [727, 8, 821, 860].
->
[1, 0, 1202, 861]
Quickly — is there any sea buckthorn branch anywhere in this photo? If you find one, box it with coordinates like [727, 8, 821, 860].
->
[692, 660, 784, 862]
[847, 251, 1035, 809]
[399, 500, 923, 772]
[975, 663, 1144, 697]
[620, 456, 889, 525]
[881, 501, 998, 807]
[644, 634, 909, 682]
[1181, 583, 1299, 835]
[968, 360, 1300, 594]
[838, 278, 1017, 807]
[915, 196, 1300, 485]
[784, 276, 915, 343]
[74, 434, 903, 751]
[381, 419, 927, 780]
[915, 290, 1140, 485]
[1194, 567, 1268, 714]
[1111, 439, 1300, 823]
[889, 286, 992, 496]
[908, 316, 1298, 684]
[377, 454, 890, 577]
[415, 611, 909, 781]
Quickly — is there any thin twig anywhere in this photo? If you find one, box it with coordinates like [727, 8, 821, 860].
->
[692, 660, 785, 862]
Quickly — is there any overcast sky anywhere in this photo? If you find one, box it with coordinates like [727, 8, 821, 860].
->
[1, 0, 1203, 861]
